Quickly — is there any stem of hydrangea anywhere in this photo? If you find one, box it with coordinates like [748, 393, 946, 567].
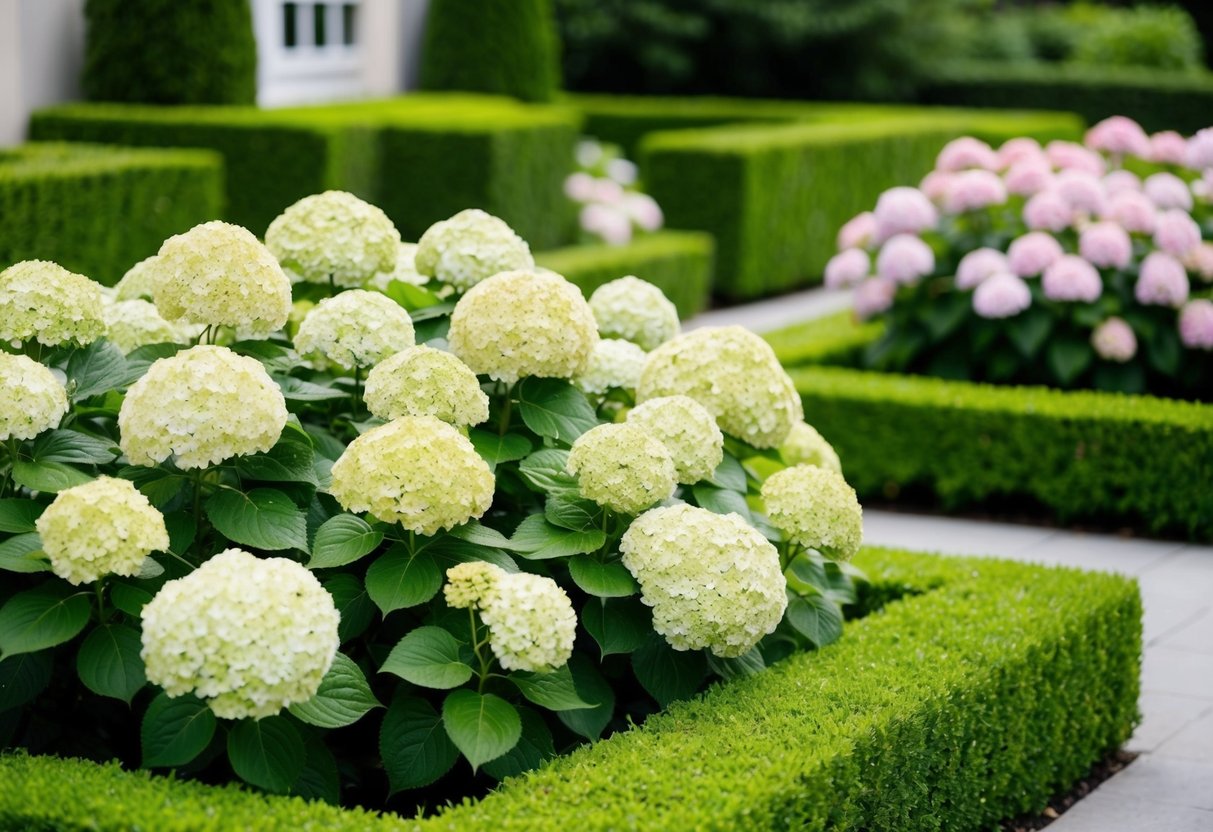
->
[351, 365, 363, 418]
[192, 468, 205, 547]
[467, 606, 493, 693]
[497, 383, 514, 437]
[94, 579, 106, 621]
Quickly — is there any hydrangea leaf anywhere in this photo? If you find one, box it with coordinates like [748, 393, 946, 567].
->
[707, 454, 747, 493]
[468, 430, 532, 471]
[785, 592, 844, 648]
[64, 339, 130, 401]
[76, 624, 146, 704]
[509, 665, 596, 711]
[308, 514, 383, 569]
[204, 488, 308, 553]
[291, 733, 340, 805]
[381, 626, 473, 690]
[364, 544, 443, 614]
[11, 460, 93, 493]
[227, 715, 305, 794]
[322, 574, 375, 644]
[141, 692, 216, 768]
[234, 433, 319, 486]
[581, 597, 651, 658]
[632, 634, 709, 707]
[556, 654, 615, 740]
[442, 689, 521, 772]
[509, 515, 604, 560]
[0, 583, 90, 659]
[706, 646, 766, 680]
[288, 653, 380, 728]
[568, 556, 637, 598]
[482, 706, 555, 781]
[516, 378, 598, 444]
[517, 449, 578, 495]
[0, 651, 52, 712]
[0, 499, 44, 534]
[30, 430, 120, 465]
[0, 532, 50, 574]
[380, 692, 459, 794]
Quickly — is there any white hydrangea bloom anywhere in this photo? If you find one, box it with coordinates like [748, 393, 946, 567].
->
[588, 276, 680, 350]
[637, 326, 803, 449]
[0, 260, 106, 347]
[265, 191, 401, 288]
[366, 243, 428, 292]
[0, 353, 68, 441]
[479, 571, 577, 673]
[625, 395, 723, 485]
[761, 464, 863, 561]
[36, 476, 168, 585]
[566, 423, 677, 515]
[448, 269, 599, 384]
[574, 338, 647, 395]
[414, 208, 534, 291]
[293, 290, 415, 371]
[152, 221, 292, 336]
[103, 299, 187, 353]
[329, 416, 494, 535]
[118, 345, 288, 470]
[621, 504, 786, 658]
[443, 561, 503, 610]
[363, 345, 488, 426]
[114, 255, 162, 301]
[141, 549, 340, 719]
[778, 422, 842, 474]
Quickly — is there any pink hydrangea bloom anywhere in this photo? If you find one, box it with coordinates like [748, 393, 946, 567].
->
[1183, 242, 1213, 283]
[1084, 116, 1151, 159]
[1046, 141, 1106, 176]
[943, 170, 1008, 214]
[1104, 191, 1157, 235]
[936, 137, 1000, 171]
[1186, 128, 1213, 170]
[1153, 209, 1203, 257]
[972, 272, 1032, 319]
[955, 248, 1010, 290]
[564, 172, 597, 202]
[853, 277, 897, 320]
[919, 170, 954, 203]
[1042, 255, 1103, 303]
[824, 249, 871, 289]
[874, 187, 938, 242]
[1144, 172, 1194, 211]
[1102, 170, 1141, 197]
[998, 137, 1043, 169]
[580, 203, 632, 246]
[1091, 318, 1137, 362]
[1079, 222, 1132, 269]
[591, 178, 626, 205]
[1055, 170, 1106, 215]
[1023, 190, 1074, 232]
[1004, 159, 1055, 196]
[624, 192, 664, 231]
[1193, 169, 1213, 200]
[1135, 252, 1190, 307]
[1007, 232, 1064, 276]
[1179, 299, 1213, 349]
[1150, 131, 1190, 166]
[837, 211, 877, 250]
[876, 234, 935, 285]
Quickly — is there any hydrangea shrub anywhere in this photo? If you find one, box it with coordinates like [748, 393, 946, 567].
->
[564, 139, 664, 246]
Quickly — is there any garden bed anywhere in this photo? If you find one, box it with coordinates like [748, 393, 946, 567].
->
[767, 313, 1213, 540]
[0, 546, 1140, 831]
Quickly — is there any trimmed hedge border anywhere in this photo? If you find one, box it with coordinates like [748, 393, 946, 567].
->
[769, 313, 1213, 540]
[536, 230, 715, 319]
[0, 142, 224, 284]
[0, 547, 1141, 831]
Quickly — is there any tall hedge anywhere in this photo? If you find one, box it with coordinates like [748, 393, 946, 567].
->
[420, 0, 561, 102]
[83, 0, 256, 105]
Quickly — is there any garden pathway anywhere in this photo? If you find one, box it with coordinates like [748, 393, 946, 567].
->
[688, 288, 1213, 832]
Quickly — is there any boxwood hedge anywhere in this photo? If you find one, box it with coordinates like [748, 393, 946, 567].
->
[0, 546, 1141, 831]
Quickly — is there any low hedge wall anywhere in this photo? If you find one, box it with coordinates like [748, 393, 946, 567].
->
[0, 547, 1141, 831]
[536, 230, 715, 319]
[0, 142, 223, 284]
[769, 313, 1213, 540]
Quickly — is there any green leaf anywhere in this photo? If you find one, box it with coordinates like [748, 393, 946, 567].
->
[1148, 327, 1182, 376]
[322, 574, 375, 643]
[632, 635, 709, 707]
[1093, 362, 1146, 395]
[482, 706, 554, 781]
[785, 592, 844, 648]
[110, 582, 154, 618]
[516, 378, 598, 444]
[568, 556, 637, 598]
[308, 514, 383, 569]
[556, 655, 615, 740]
[275, 376, 348, 402]
[544, 494, 603, 532]
[205, 488, 308, 552]
[707, 454, 747, 492]
[76, 624, 146, 703]
[0, 651, 52, 712]
[1006, 307, 1054, 359]
[234, 436, 318, 486]
[227, 716, 305, 794]
[118, 466, 186, 508]
[288, 653, 380, 728]
[468, 430, 532, 471]
[517, 449, 578, 495]
[692, 483, 751, 520]
[381, 626, 473, 690]
[380, 692, 459, 794]
[0, 532, 50, 574]
[292, 734, 340, 804]
[141, 692, 216, 768]
[509, 514, 604, 560]
[442, 689, 521, 771]
[0, 583, 90, 659]
[364, 543, 443, 614]
[707, 647, 766, 680]
[65, 339, 130, 400]
[11, 460, 93, 493]
[124, 343, 185, 377]
[582, 597, 650, 658]
[1046, 337, 1094, 386]
[0, 499, 44, 533]
[229, 340, 299, 375]
[509, 665, 596, 711]
[448, 520, 520, 551]
[382, 281, 446, 312]
[163, 511, 196, 557]
[30, 430, 119, 465]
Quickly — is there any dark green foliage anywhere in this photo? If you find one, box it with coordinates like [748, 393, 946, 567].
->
[536, 231, 714, 319]
[420, 0, 562, 103]
[0, 143, 223, 284]
[83, 0, 256, 105]
[769, 313, 1213, 540]
[0, 547, 1141, 830]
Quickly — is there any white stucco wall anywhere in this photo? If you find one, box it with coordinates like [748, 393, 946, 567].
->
[0, 0, 86, 147]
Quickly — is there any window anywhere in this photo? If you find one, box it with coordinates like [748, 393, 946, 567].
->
[283, 2, 298, 48]
[280, 2, 358, 50]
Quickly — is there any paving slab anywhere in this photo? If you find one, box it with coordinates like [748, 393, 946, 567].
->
[1048, 790, 1213, 831]
[684, 286, 853, 333]
[1129, 692, 1213, 754]
[1155, 709, 1213, 764]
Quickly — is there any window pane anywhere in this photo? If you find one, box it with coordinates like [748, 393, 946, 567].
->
[313, 3, 327, 47]
[283, 2, 298, 48]
[342, 3, 357, 46]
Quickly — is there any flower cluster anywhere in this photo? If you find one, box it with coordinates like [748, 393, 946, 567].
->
[366, 242, 427, 292]
[588, 276, 680, 351]
[114, 255, 161, 301]
[266, 191, 401, 288]
[564, 139, 663, 246]
[140, 549, 340, 719]
[414, 209, 533, 290]
[761, 465, 864, 561]
[102, 299, 186, 353]
[778, 422, 842, 473]
[443, 561, 502, 610]
[567, 423, 677, 515]
[294, 289, 415, 371]
[36, 477, 168, 585]
[0, 260, 106, 347]
[621, 505, 787, 657]
[574, 338, 647, 395]
[364, 345, 488, 426]
[625, 395, 723, 484]
[478, 570, 578, 673]
[0, 353, 68, 441]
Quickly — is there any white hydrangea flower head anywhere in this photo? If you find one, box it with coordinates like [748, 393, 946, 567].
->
[414, 208, 534, 291]
[363, 345, 488, 427]
[36, 476, 169, 586]
[778, 422, 842, 474]
[448, 269, 599, 384]
[761, 464, 863, 562]
[575, 338, 647, 395]
[103, 299, 186, 353]
[625, 395, 723, 485]
[293, 289, 415, 371]
[588, 276, 680, 351]
[0, 353, 68, 441]
[0, 260, 106, 347]
[118, 345, 288, 470]
[152, 221, 292, 336]
[329, 416, 494, 534]
[637, 326, 803, 449]
[479, 571, 577, 673]
[265, 191, 401, 288]
[567, 423, 678, 515]
[366, 243, 428, 292]
[114, 255, 162, 301]
[140, 548, 340, 719]
[443, 561, 504, 610]
[621, 504, 786, 658]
